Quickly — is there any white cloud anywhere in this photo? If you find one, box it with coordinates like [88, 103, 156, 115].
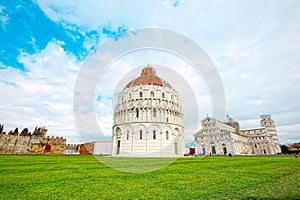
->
[220, 39, 260, 64]
[277, 123, 300, 144]
[36, 0, 147, 31]
[0, 40, 81, 143]
[0, 5, 9, 30]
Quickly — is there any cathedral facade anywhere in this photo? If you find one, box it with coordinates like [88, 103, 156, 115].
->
[112, 67, 184, 157]
[194, 114, 281, 155]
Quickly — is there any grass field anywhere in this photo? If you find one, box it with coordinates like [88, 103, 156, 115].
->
[0, 155, 299, 199]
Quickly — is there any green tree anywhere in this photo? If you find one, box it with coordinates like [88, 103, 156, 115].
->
[23, 128, 28, 134]
[280, 144, 289, 154]
[32, 126, 47, 136]
[33, 126, 39, 135]
[0, 124, 3, 134]
[13, 127, 19, 135]
[21, 128, 30, 135]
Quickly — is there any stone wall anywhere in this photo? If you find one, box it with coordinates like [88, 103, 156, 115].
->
[93, 140, 112, 155]
[79, 143, 94, 154]
[64, 144, 80, 154]
[0, 132, 66, 154]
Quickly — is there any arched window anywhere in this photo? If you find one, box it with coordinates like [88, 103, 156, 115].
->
[166, 131, 169, 140]
[140, 130, 142, 140]
[127, 131, 129, 140]
[136, 109, 139, 118]
[153, 130, 156, 140]
[153, 108, 156, 118]
[162, 92, 165, 98]
[129, 93, 131, 99]
[151, 91, 154, 97]
[139, 91, 143, 97]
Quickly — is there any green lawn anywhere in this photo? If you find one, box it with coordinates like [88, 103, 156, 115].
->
[0, 155, 299, 199]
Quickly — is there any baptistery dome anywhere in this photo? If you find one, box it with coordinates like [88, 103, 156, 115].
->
[125, 67, 172, 88]
[112, 66, 184, 157]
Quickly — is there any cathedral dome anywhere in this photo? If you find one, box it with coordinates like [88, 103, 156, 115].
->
[125, 67, 172, 89]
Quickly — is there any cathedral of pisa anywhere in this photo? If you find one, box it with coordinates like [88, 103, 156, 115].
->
[194, 114, 281, 155]
[112, 66, 184, 157]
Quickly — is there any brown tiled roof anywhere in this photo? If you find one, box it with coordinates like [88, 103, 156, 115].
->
[290, 144, 300, 148]
[125, 67, 172, 89]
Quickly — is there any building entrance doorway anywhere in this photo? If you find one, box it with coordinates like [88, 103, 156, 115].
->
[223, 147, 227, 155]
[202, 147, 205, 155]
[117, 140, 121, 155]
[211, 146, 216, 154]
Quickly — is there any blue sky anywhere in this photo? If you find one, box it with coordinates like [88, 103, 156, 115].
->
[0, 0, 299, 144]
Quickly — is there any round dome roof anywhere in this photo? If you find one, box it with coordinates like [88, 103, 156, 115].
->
[125, 67, 172, 89]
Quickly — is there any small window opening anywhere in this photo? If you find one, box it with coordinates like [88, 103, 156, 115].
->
[153, 108, 156, 117]
[166, 131, 169, 140]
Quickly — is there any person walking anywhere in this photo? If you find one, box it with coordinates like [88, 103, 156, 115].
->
[293, 153, 298, 158]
